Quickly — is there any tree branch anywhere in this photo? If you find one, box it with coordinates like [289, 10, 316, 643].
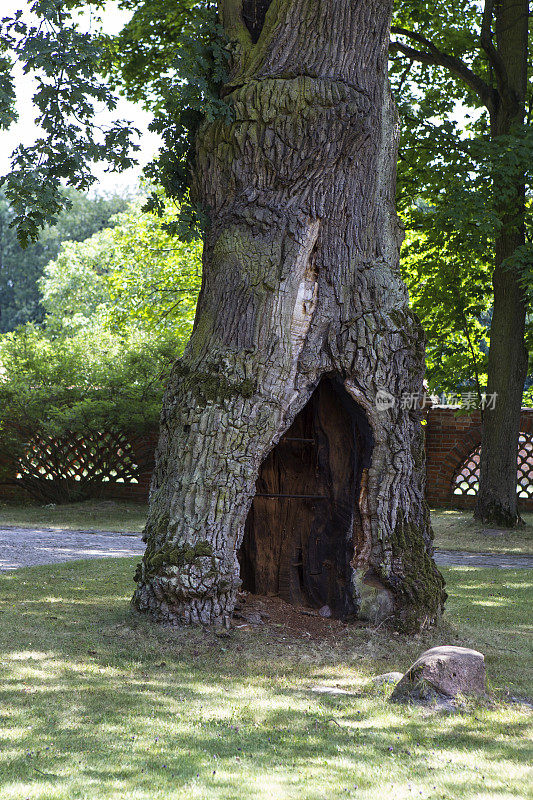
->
[480, 0, 509, 98]
[390, 26, 496, 113]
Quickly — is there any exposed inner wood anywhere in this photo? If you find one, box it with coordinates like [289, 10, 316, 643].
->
[238, 377, 373, 619]
[242, 0, 274, 43]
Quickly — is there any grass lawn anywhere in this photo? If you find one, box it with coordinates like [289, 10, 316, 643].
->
[0, 500, 147, 534]
[431, 510, 533, 555]
[0, 558, 530, 800]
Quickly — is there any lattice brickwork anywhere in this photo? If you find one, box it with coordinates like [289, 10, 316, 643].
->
[16, 431, 141, 487]
[517, 434, 533, 499]
[453, 433, 533, 500]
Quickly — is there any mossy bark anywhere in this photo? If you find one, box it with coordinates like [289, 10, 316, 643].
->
[132, 0, 446, 630]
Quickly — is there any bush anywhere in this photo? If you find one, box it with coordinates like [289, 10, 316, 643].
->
[0, 201, 202, 502]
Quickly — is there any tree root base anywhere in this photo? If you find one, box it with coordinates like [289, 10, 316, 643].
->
[132, 582, 237, 627]
[474, 503, 525, 529]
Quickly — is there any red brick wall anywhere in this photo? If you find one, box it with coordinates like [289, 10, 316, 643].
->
[2, 413, 533, 510]
[425, 406, 533, 511]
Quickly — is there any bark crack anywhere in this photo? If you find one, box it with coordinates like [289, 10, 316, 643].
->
[242, 0, 273, 43]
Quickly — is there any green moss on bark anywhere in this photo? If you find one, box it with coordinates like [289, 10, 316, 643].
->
[387, 514, 447, 633]
[142, 540, 215, 580]
[173, 361, 256, 405]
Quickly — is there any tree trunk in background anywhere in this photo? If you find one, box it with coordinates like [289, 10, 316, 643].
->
[475, 0, 530, 528]
[133, 0, 446, 632]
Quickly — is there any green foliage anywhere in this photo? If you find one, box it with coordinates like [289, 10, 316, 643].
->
[0, 186, 129, 332]
[392, 1, 533, 400]
[0, 323, 171, 501]
[0, 41, 16, 130]
[0, 200, 202, 502]
[139, 4, 231, 239]
[40, 199, 202, 340]
[74, 1, 230, 237]
[0, 322, 168, 437]
[0, 0, 139, 245]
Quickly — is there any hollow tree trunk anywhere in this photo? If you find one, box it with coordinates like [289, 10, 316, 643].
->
[133, 0, 446, 632]
[475, 0, 530, 528]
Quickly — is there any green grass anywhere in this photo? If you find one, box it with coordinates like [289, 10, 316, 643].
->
[0, 499, 147, 533]
[0, 558, 531, 799]
[432, 509, 533, 555]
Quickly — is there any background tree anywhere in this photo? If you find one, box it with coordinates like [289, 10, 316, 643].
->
[391, 0, 532, 526]
[0, 201, 202, 502]
[0, 187, 128, 332]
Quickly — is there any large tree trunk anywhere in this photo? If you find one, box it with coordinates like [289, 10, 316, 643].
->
[475, 0, 530, 528]
[133, 0, 446, 632]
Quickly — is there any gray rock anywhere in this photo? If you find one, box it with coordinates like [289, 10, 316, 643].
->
[310, 685, 354, 696]
[318, 605, 332, 618]
[241, 612, 264, 626]
[372, 671, 404, 686]
[391, 646, 486, 705]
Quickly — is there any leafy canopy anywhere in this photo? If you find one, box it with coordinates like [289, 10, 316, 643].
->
[0, 186, 129, 332]
[390, 0, 533, 398]
[0, 0, 139, 246]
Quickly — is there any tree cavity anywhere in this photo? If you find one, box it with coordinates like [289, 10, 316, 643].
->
[242, 0, 274, 43]
[238, 376, 374, 619]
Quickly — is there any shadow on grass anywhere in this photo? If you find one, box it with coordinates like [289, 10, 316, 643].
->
[0, 559, 530, 799]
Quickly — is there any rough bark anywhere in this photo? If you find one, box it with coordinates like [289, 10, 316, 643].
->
[132, 0, 446, 631]
[475, 0, 530, 528]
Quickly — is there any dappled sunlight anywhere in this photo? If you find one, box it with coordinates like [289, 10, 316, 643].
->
[430, 509, 533, 555]
[0, 559, 530, 799]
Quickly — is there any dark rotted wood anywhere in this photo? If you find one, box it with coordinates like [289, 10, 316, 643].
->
[238, 376, 373, 619]
[242, 0, 274, 43]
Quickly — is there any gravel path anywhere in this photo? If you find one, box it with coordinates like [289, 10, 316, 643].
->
[0, 527, 145, 571]
[434, 549, 533, 569]
[0, 528, 531, 572]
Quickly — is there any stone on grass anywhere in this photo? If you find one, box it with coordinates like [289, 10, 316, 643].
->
[390, 646, 486, 706]
[310, 685, 354, 696]
[372, 671, 404, 686]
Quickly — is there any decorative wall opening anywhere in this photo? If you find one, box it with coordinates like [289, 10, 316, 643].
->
[238, 376, 374, 619]
[453, 447, 480, 497]
[453, 433, 533, 500]
[15, 431, 142, 503]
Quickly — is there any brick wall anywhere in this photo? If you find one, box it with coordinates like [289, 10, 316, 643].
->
[2, 412, 532, 510]
[425, 406, 533, 511]
[0, 431, 157, 505]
